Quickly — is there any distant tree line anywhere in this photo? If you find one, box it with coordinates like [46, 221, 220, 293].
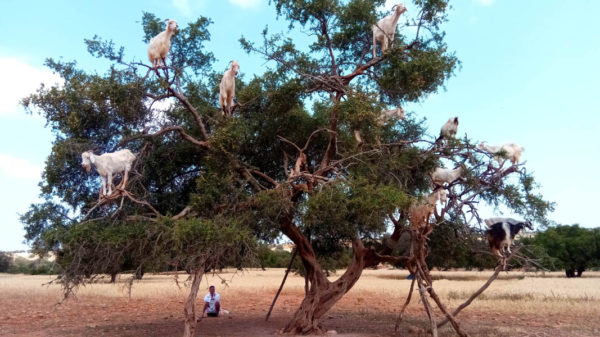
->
[521, 224, 600, 277]
[0, 253, 60, 275]
[3, 224, 596, 278]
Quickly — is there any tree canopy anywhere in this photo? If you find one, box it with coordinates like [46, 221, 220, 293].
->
[20, 1, 553, 335]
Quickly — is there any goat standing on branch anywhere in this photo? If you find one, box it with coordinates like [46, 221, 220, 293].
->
[485, 218, 533, 257]
[81, 149, 136, 197]
[436, 117, 458, 143]
[148, 19, 178, 68]
[478, 142, 524, 166]
[379, 106, 405, 124]
[431, 166, 463, 186]
[353, 107, 405, 144]
[409, 189, 445, 234]
[372, 3, 407, 58]
[219, 60, 240, 116]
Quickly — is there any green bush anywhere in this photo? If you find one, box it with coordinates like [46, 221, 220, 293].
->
[258, 246, 293, 268]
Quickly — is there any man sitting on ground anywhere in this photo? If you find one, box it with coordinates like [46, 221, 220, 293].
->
[203, 285, 221, 317]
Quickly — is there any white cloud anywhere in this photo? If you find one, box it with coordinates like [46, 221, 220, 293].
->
[0, 58, 62, 116]
[476, 0, 495, 6]
[0, 153, 43, 181]
[228, 0, 262, 9]
[172, 0, 192, 17]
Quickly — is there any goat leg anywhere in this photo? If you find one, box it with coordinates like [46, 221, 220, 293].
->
[107, 172, 113, 196]
[120, 170, 129, 190]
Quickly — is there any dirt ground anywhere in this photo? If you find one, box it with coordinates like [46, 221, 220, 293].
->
[1, 270, 599, 337]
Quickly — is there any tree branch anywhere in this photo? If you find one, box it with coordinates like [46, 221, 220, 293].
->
[121, 126, 208, 149]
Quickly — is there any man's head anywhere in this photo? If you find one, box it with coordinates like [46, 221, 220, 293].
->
[209, 285, 215, 295]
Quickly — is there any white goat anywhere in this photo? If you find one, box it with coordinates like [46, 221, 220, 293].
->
[148, 19, 178, 68]
[81, 149, 136, 197]
[354, 107, 405, 144]
[431, 167, 463, 186]
[478, 142, 524, 165]
[436, 117, 458, 142]
[219, 61, 240, 116]
[409, 190, 445, 233]
[378, 107, 405, 125]
[437, 188, 449, 205]
[372, 3, 407, 58]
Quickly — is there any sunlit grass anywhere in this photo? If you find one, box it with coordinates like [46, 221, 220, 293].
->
[1, 269, 599, 317]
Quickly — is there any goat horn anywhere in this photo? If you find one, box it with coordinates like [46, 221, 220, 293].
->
[391, 4, 397, 10]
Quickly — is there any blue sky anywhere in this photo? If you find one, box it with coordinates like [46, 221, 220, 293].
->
[1, 0, 598, 251]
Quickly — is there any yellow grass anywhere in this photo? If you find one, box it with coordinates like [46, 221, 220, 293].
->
[1, 269, 599, 317]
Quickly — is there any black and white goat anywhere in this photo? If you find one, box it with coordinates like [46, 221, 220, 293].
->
[485, 218, 532, 257]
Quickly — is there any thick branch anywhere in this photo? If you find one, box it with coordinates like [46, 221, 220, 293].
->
[341, 40, 419, 85]
[168, 87, 209, 140]
[121, 126, 208, 149]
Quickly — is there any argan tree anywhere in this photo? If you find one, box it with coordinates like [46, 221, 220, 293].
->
[21, 1, 551, 335]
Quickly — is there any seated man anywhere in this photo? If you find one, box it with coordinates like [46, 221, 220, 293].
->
[203, 285, 221, 317]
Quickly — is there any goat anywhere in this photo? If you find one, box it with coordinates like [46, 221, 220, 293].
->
[485, 218, 533, 257]
[409, 189, 447, 236]
[409, 191, 439, 228]
[353, 107, 405, 144]
[372, 4, 407, 58]
[378, 107, 405, 124]
[81, 149, 136, 197]
[219, 61, 240, 116]
[148, 19, 178, 68]
[436, 117, 459, 143]
[431, 166, 463, 186]
[478, 142, 524, 165]
[437, 188, 449, 205]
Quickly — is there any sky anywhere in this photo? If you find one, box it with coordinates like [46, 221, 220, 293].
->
[0, 0, 598, 251]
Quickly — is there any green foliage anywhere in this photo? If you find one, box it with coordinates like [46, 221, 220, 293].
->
[378, 45, 457, 104]
[426, 218, 495, 270]
[529, 225, 600, 277]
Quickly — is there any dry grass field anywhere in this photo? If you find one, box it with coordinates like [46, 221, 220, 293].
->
[1, 269, 599, 336]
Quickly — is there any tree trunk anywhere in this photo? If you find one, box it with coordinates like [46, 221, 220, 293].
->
[282, 236, 366, 334]
[565, 268, 575, 278]
[110, 272, 117, 283]
[183, 268, 204, 337]
[135, 267, 144, 280]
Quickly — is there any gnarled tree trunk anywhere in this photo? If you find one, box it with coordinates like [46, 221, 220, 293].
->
[282, 217, 367, 333]
[183, 268, 205, 337]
